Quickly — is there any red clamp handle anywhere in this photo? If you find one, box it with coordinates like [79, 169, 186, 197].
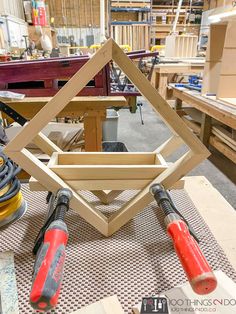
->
[167, 219, 217, 295]
[30, 220, 68, 312]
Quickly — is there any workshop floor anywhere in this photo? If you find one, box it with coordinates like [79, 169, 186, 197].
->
[117, 97, 236, 209]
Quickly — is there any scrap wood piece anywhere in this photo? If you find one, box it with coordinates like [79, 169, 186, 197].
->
[0, 251, 19, 314]
[70, 295, 124, 314]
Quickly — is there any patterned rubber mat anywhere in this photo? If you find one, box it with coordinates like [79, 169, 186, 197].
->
[0, 184, 236, 314]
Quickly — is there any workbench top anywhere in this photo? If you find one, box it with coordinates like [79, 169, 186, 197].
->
[170, 84, 236, 129]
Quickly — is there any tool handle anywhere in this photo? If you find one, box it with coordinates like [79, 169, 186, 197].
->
[30, 220, 68, 312]
[167, 219, 217, 295]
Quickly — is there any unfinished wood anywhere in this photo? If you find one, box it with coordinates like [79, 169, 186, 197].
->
[220, 49, 236, 75]
[148, 63, 205, 75]
[172, 87, 236, 129]
[112, 40, 208, 156]
[224, 21, 236, 48]
[48, 0, 108, 28]
[209, 136, 236, 164]
[182, 116, 201, 134]
[30, 177, 152, 191]
[9, 149, 109, 236]
[202, 61, 222, 96]
[205, 24, 227, 62]
[5, 96, 126, 153]
[92, 190, 123, 205]
[4, 39, 209, 236]
[111, 24, 150, 50]
[218, 22, 236, 98]
[156, 153, 168, 166]
[108, 150, 204, 235]
[155, 136, 184, 158]
[57, 152, 157, 165]
[49, 165, 168, 180]
[5, 96, 127, 119]
[33, 133, 63, 157]
[5, 40, 113, 152]
[0, 27, 5, 50]
[181, 115, 236, 163]
[220, 98, 236, 107]
[165, 35, 198, 58]
[202, 23, 227, 96]
[0, 0, 24, 19]
[70, 295, 123, 314]
[184, 176, 236, 270]
[204, 20, 236, 100]
[29, 177, 185, 192]
[84, 110, 105, 152]
[200, 114, 212, 146]
[217, 76, 236, 98]
[212, 126, 236, 151]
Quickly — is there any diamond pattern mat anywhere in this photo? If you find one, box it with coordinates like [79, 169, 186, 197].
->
[0, 184, 236, 314]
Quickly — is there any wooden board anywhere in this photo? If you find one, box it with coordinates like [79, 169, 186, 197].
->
[70, 295, 123, 314]
[29, 177, 185, 191]
[49, 152, 167, 182]
[57, 152, 158, 165]
[220, 48, 236, 75]
[209, 136, 236, 164]
[172, 86, 236, 129]
[5, 96, 128, 119]
[49, 165, 167, 180]
[224, 21, 236, 48]
[205, 24, 227, 62]
[217, 76, 236, 98]
[184, 176, 236, 270]
[212, 126, 236, 151]
[48, 0, 108, 28]
[201, 61, 222, 96]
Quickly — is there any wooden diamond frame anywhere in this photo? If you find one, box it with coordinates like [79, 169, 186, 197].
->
[4, 39, 210, 236]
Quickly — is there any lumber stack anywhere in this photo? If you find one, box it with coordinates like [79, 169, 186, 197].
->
[111, 24, 150, 50]
[181, 114, 236, 164]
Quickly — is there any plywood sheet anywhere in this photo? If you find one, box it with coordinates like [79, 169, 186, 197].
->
[224, 21, 236, 48]
[202, 61, 222, 95]
[206, 24, 227, 62]
[217, 75, 236, 98]
[220, 48, 236, 75]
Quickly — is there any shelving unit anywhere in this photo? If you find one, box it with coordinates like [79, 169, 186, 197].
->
[110, 0, 151, 50]
[151, 2, 203, 44]
[109, 1, 203, 49]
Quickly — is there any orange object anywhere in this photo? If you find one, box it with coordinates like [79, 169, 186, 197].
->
[0, 55, 11, 62]
[167, 219, 217, 295]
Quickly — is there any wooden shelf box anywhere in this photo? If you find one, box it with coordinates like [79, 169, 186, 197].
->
[165, 34, 198, 58]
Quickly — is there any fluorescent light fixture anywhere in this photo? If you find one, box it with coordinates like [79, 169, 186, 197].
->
[209, 7, 236, 21]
